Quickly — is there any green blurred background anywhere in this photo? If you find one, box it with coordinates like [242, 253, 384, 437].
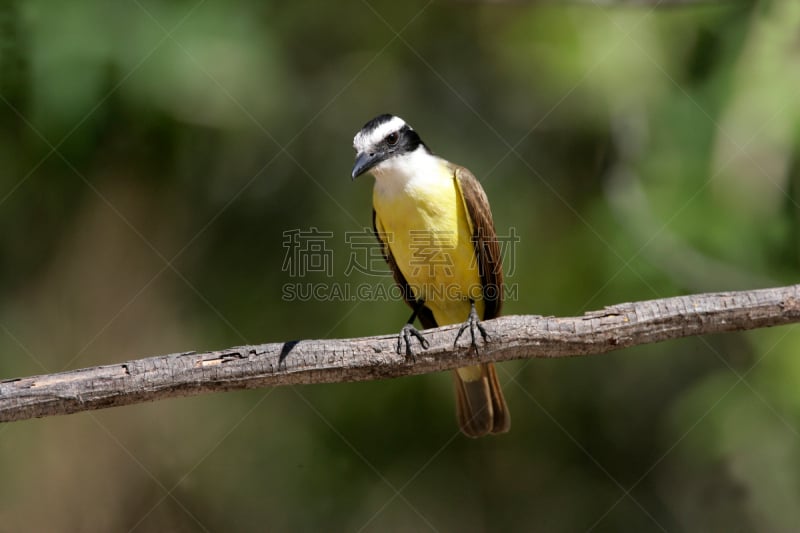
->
[2, 0, 800, 531]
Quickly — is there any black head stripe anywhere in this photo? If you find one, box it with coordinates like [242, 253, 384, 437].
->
[360, 113, 395, 133]
[397, 125, 428, 154]
[353, 114, 431, 169]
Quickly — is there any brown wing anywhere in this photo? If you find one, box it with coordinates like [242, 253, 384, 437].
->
[372, 210, 438, 329]
[452, 165, 504, 320]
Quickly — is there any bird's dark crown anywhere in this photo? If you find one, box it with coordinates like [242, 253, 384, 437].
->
[353, 113, 428, 156]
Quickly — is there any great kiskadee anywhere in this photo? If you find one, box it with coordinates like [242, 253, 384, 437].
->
[351, 113, 510, 438]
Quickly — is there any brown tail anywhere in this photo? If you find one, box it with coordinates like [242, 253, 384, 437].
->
[453, 363, 510, 438]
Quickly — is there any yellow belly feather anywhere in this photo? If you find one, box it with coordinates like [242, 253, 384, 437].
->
[373, 169, 484, 327]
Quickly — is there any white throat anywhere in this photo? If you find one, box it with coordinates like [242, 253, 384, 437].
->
[371, 148, 445, 197]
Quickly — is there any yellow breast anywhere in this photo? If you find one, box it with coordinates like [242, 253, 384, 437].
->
[373, 165, 483, 326]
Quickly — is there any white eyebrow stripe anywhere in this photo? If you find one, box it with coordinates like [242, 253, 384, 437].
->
[353, 116, 408, 153]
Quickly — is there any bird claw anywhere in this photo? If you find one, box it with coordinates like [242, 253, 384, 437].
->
[397, 323, 430, 358]
[454, 304, 490, 351]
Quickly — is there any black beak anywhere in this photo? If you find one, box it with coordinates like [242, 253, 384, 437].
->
[351, 151, 383, 180]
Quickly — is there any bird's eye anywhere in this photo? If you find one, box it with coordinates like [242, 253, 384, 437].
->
[386, 132, 399, 145]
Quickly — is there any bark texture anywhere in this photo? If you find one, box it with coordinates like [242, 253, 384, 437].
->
[2, 285, 800, 422]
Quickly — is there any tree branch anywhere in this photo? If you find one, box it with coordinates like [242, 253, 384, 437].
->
[2, 284, 800, 423]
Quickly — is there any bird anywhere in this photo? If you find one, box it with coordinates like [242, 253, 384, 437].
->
[351, 113, 510, 438]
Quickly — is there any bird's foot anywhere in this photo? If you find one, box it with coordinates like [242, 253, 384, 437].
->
[454, 303, 490, 352]
[397, 323, 430, 358]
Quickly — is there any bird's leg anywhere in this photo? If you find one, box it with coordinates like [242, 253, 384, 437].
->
[454, 299, 490, 351]
[397, 299, 430, 357]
